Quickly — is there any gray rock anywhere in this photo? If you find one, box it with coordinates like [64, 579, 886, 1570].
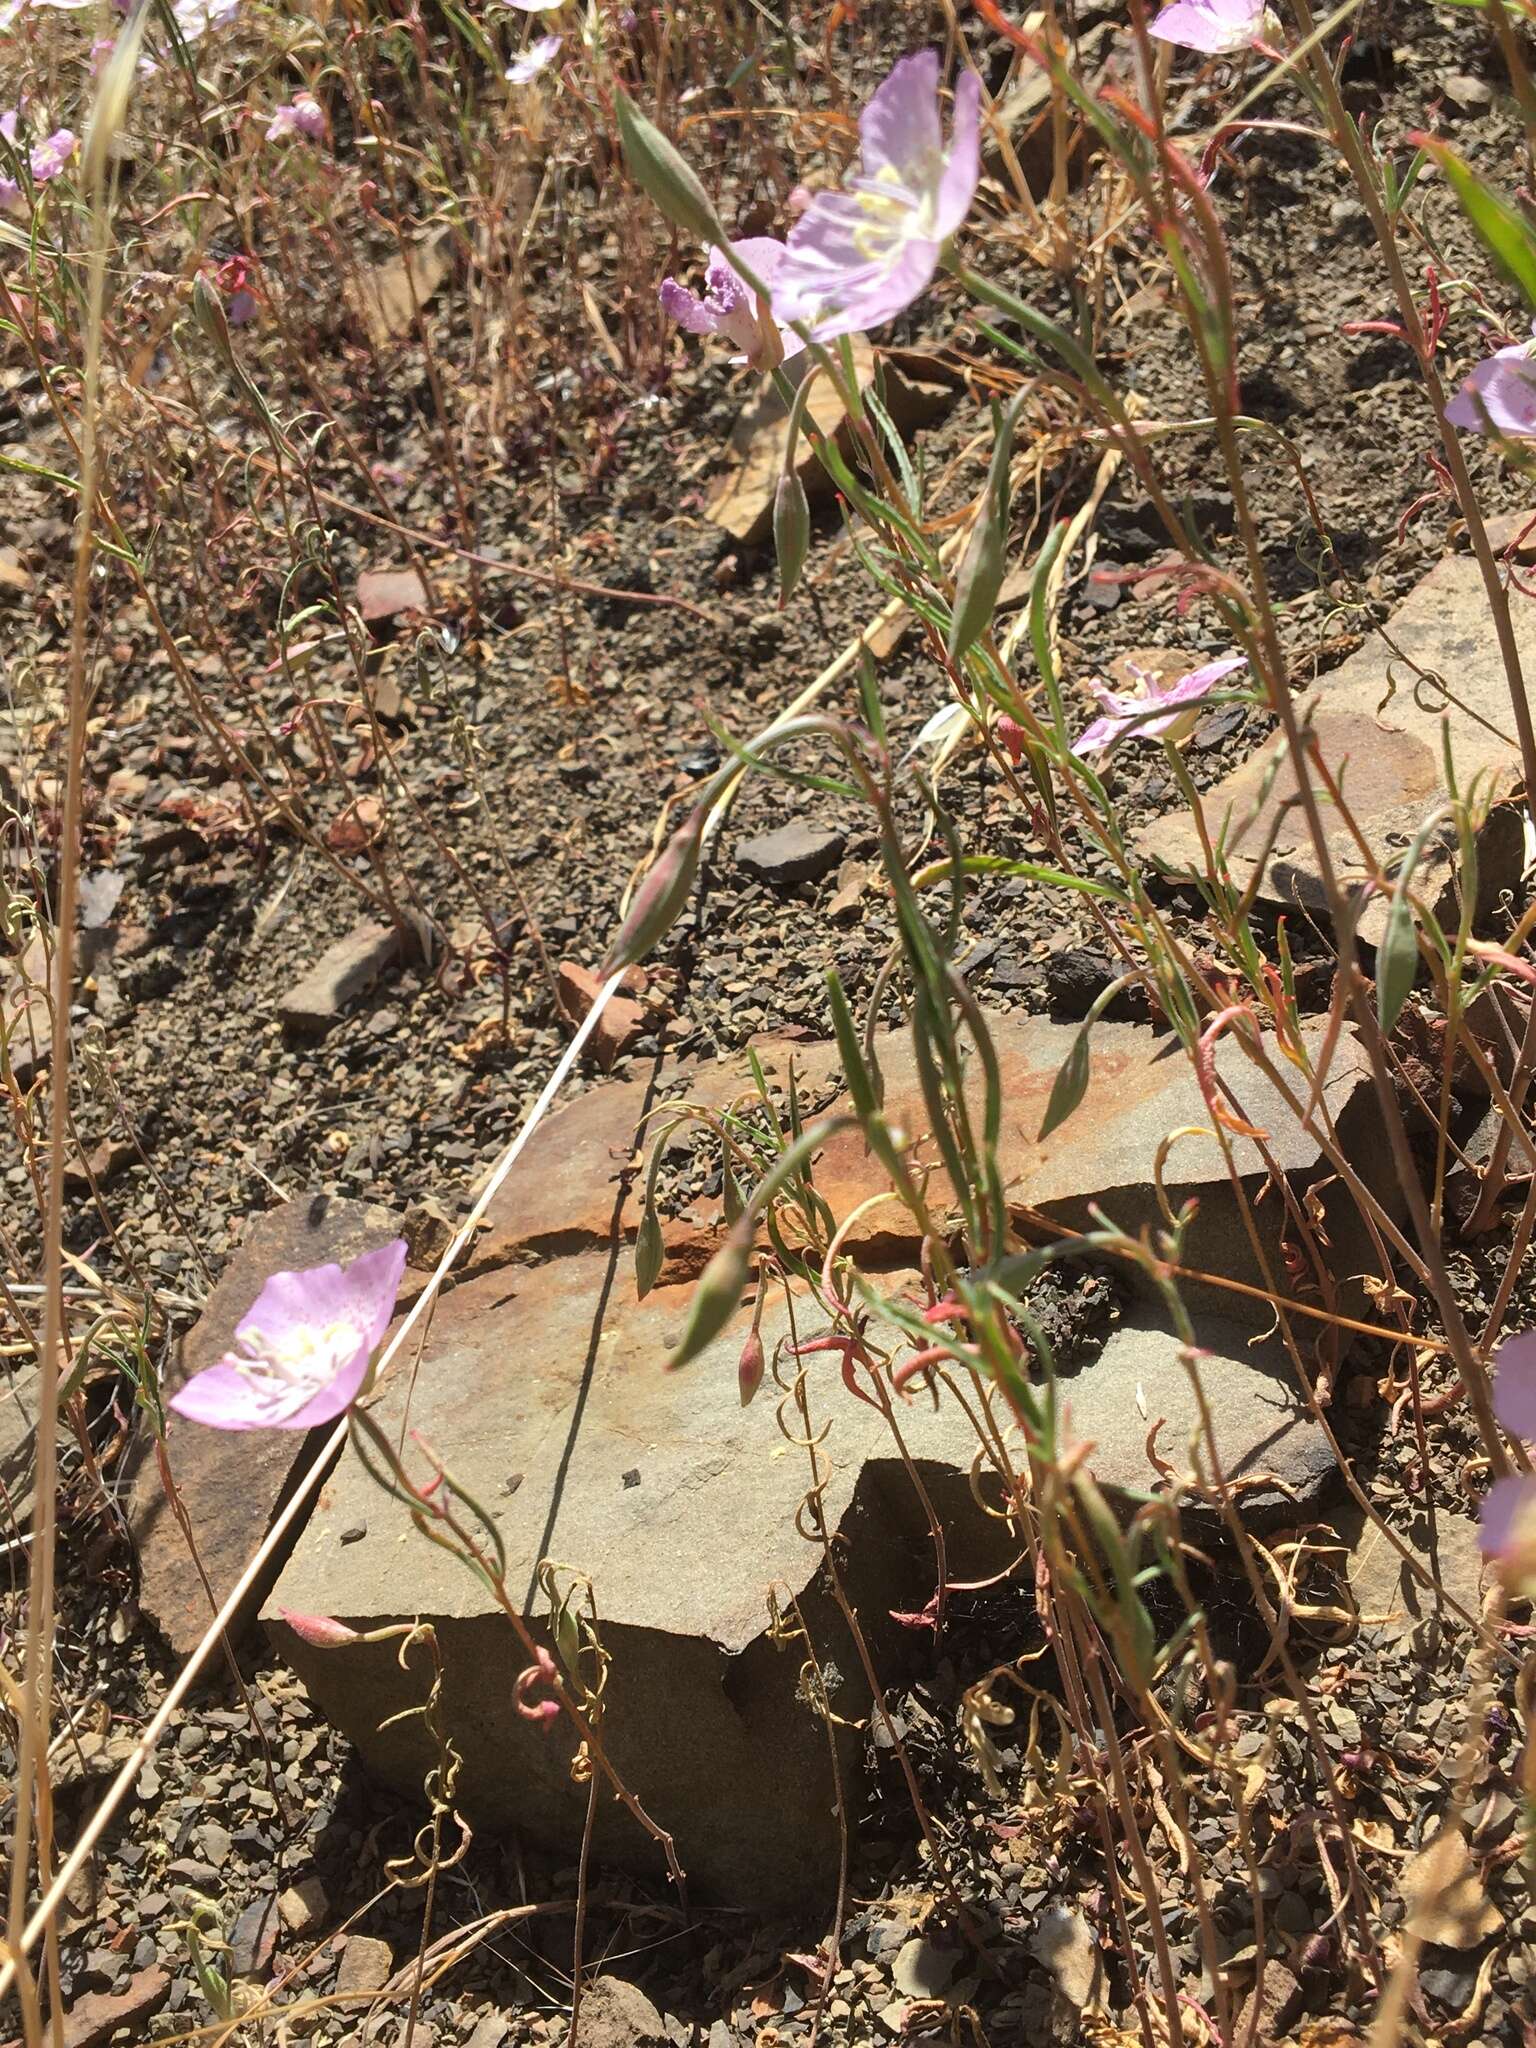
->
[227, 1893, 279, 1980]
[125, 1194, 404, 1660]
[892, 1939, 960, 2000]
[0, 1361, 39, 1526]
[1141, 552, 1533, 942]
[278, 921, 402, 1037]
[195, 1822, 232, 1869]
[577, 1977, 668, 2048]
[463, 2014, 510, 2048]
[277, 1873, 330, 1936]
[736, 821, 846, 886]
[335, 1934, 394, 1997]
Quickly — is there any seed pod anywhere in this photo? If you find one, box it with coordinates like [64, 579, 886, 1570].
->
[773, 470, 811, 609]
[947, 398, 1020, 664]
[668, 1218, 752, 1371]
[191, 275, 238, 371]
[614, 89, 723, 247]
[602, 804, 705, 975]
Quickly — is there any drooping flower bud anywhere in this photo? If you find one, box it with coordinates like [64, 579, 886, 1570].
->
[514, 1645, 562, 1724]
[277, 1607, 361, 1649]
[738, 1326, 765, 1406]
[614, 89, 723, 248]
[773, 470, 811, 610]
[602, 804, 705, 974]
[191, 274, 238, 371]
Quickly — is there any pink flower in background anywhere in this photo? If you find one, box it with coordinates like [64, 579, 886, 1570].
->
[1447, 327, 1536, 439]
[1148, 0, 1267, 53]
[772, 51, 980, 342]
[169, 1240, 407, 1430]
[266, 93, 325, 142]
[29, 128, 75, 181]
[1479, 1331, 1536, 1595]
[1073, 653, 1247, 755]
[505, 33, 562, 83]
[659, 238, 805, 368]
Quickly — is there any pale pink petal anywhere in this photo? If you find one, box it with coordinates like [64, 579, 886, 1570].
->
[1149, 0, 1261, 52]
[933, 70, 981, 240]
[1446, 345, 1536, 439]
[1494, 1328, 1536, 1440]
[505, 32, 561, 82]
[859, 49, 941, 189]
[1479, 1472, 1536, 1566]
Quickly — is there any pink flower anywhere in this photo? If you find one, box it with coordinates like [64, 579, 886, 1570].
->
[1479, 1331, 1536, 1596]
[266, 93, 325, 142]
[1073, 653, 1247, 755]
[1447, 327, 1536, 439]
[659, 237, 805, 369]
[772, 51, 980, 342]
[1148, 0, 1267, 54]
[169, 1240, 407, 1430]
[29, 129, 75, 182]
[505, 32, 562, 83]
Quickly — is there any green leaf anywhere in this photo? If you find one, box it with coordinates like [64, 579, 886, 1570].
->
[1430, 143, 1536, 309]
[1038, 1025, 1091, 1140]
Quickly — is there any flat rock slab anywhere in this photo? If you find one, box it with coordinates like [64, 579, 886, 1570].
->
[279, 920, 403, 1037]
[128, 1194, 406, 1662]
[741, 1013, 1387, 1315]
[268, 1251, 1331, 1906]
[1138, 552, 1531, 941]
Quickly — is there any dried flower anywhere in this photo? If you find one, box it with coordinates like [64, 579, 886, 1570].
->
[1447, 327, 1536, 439]
[1148, 0, 1268, 54]
[505, 33, 562, 83]
[773, 51, 980, 342]
[1073, 654, 1246, 755]
[515, 1646, 562, 1722]
[659, 238, 805, 369]
[266, 94, 325, 142]
[169, 1240, 407, 1430]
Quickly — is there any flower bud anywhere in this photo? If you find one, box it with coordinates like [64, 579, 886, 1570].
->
[191, 274, 238, 371]
[276, 1607, 360, 1649]
[773, 470, 811, 610]
[738, 1326, 765, 1406]
[602, 804, 705, 974]
[668, 1218, 752, 1371]
[614, 89, 723, 247]
[946, 507, 1003, 663]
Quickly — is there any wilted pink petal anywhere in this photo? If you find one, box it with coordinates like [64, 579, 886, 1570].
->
[29, 129, 75, 182]
[1493, 1329, 1536, 1440]
[505, 32, 562, 83]
[1149, 0, 1266, 53]
[278, 1608, 361, 1648]
[774, 51, 980, 342]
[266, 93, 326, 142]
[659, 237, 804, 368]
[1447, 332, 1536, 439]
[170, 1240, 407, 1431]
[1074, 653, 1246, 755]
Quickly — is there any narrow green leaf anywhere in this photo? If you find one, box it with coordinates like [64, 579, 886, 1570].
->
[1376, 886, 1419, 1032]
[1430, 143, 1536, 309]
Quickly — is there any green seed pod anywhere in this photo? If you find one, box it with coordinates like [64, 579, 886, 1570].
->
[191, 275, 238, 372]
[668, 1218, 752, 1371]
[773, 470, 811, 609]
[615, 90, 723, 248]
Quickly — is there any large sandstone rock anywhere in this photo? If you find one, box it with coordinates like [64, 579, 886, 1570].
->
[1138, 553, 1530, 941]
[128, 1195, 407, 1661]
[266, 1260, 1333, 1906]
